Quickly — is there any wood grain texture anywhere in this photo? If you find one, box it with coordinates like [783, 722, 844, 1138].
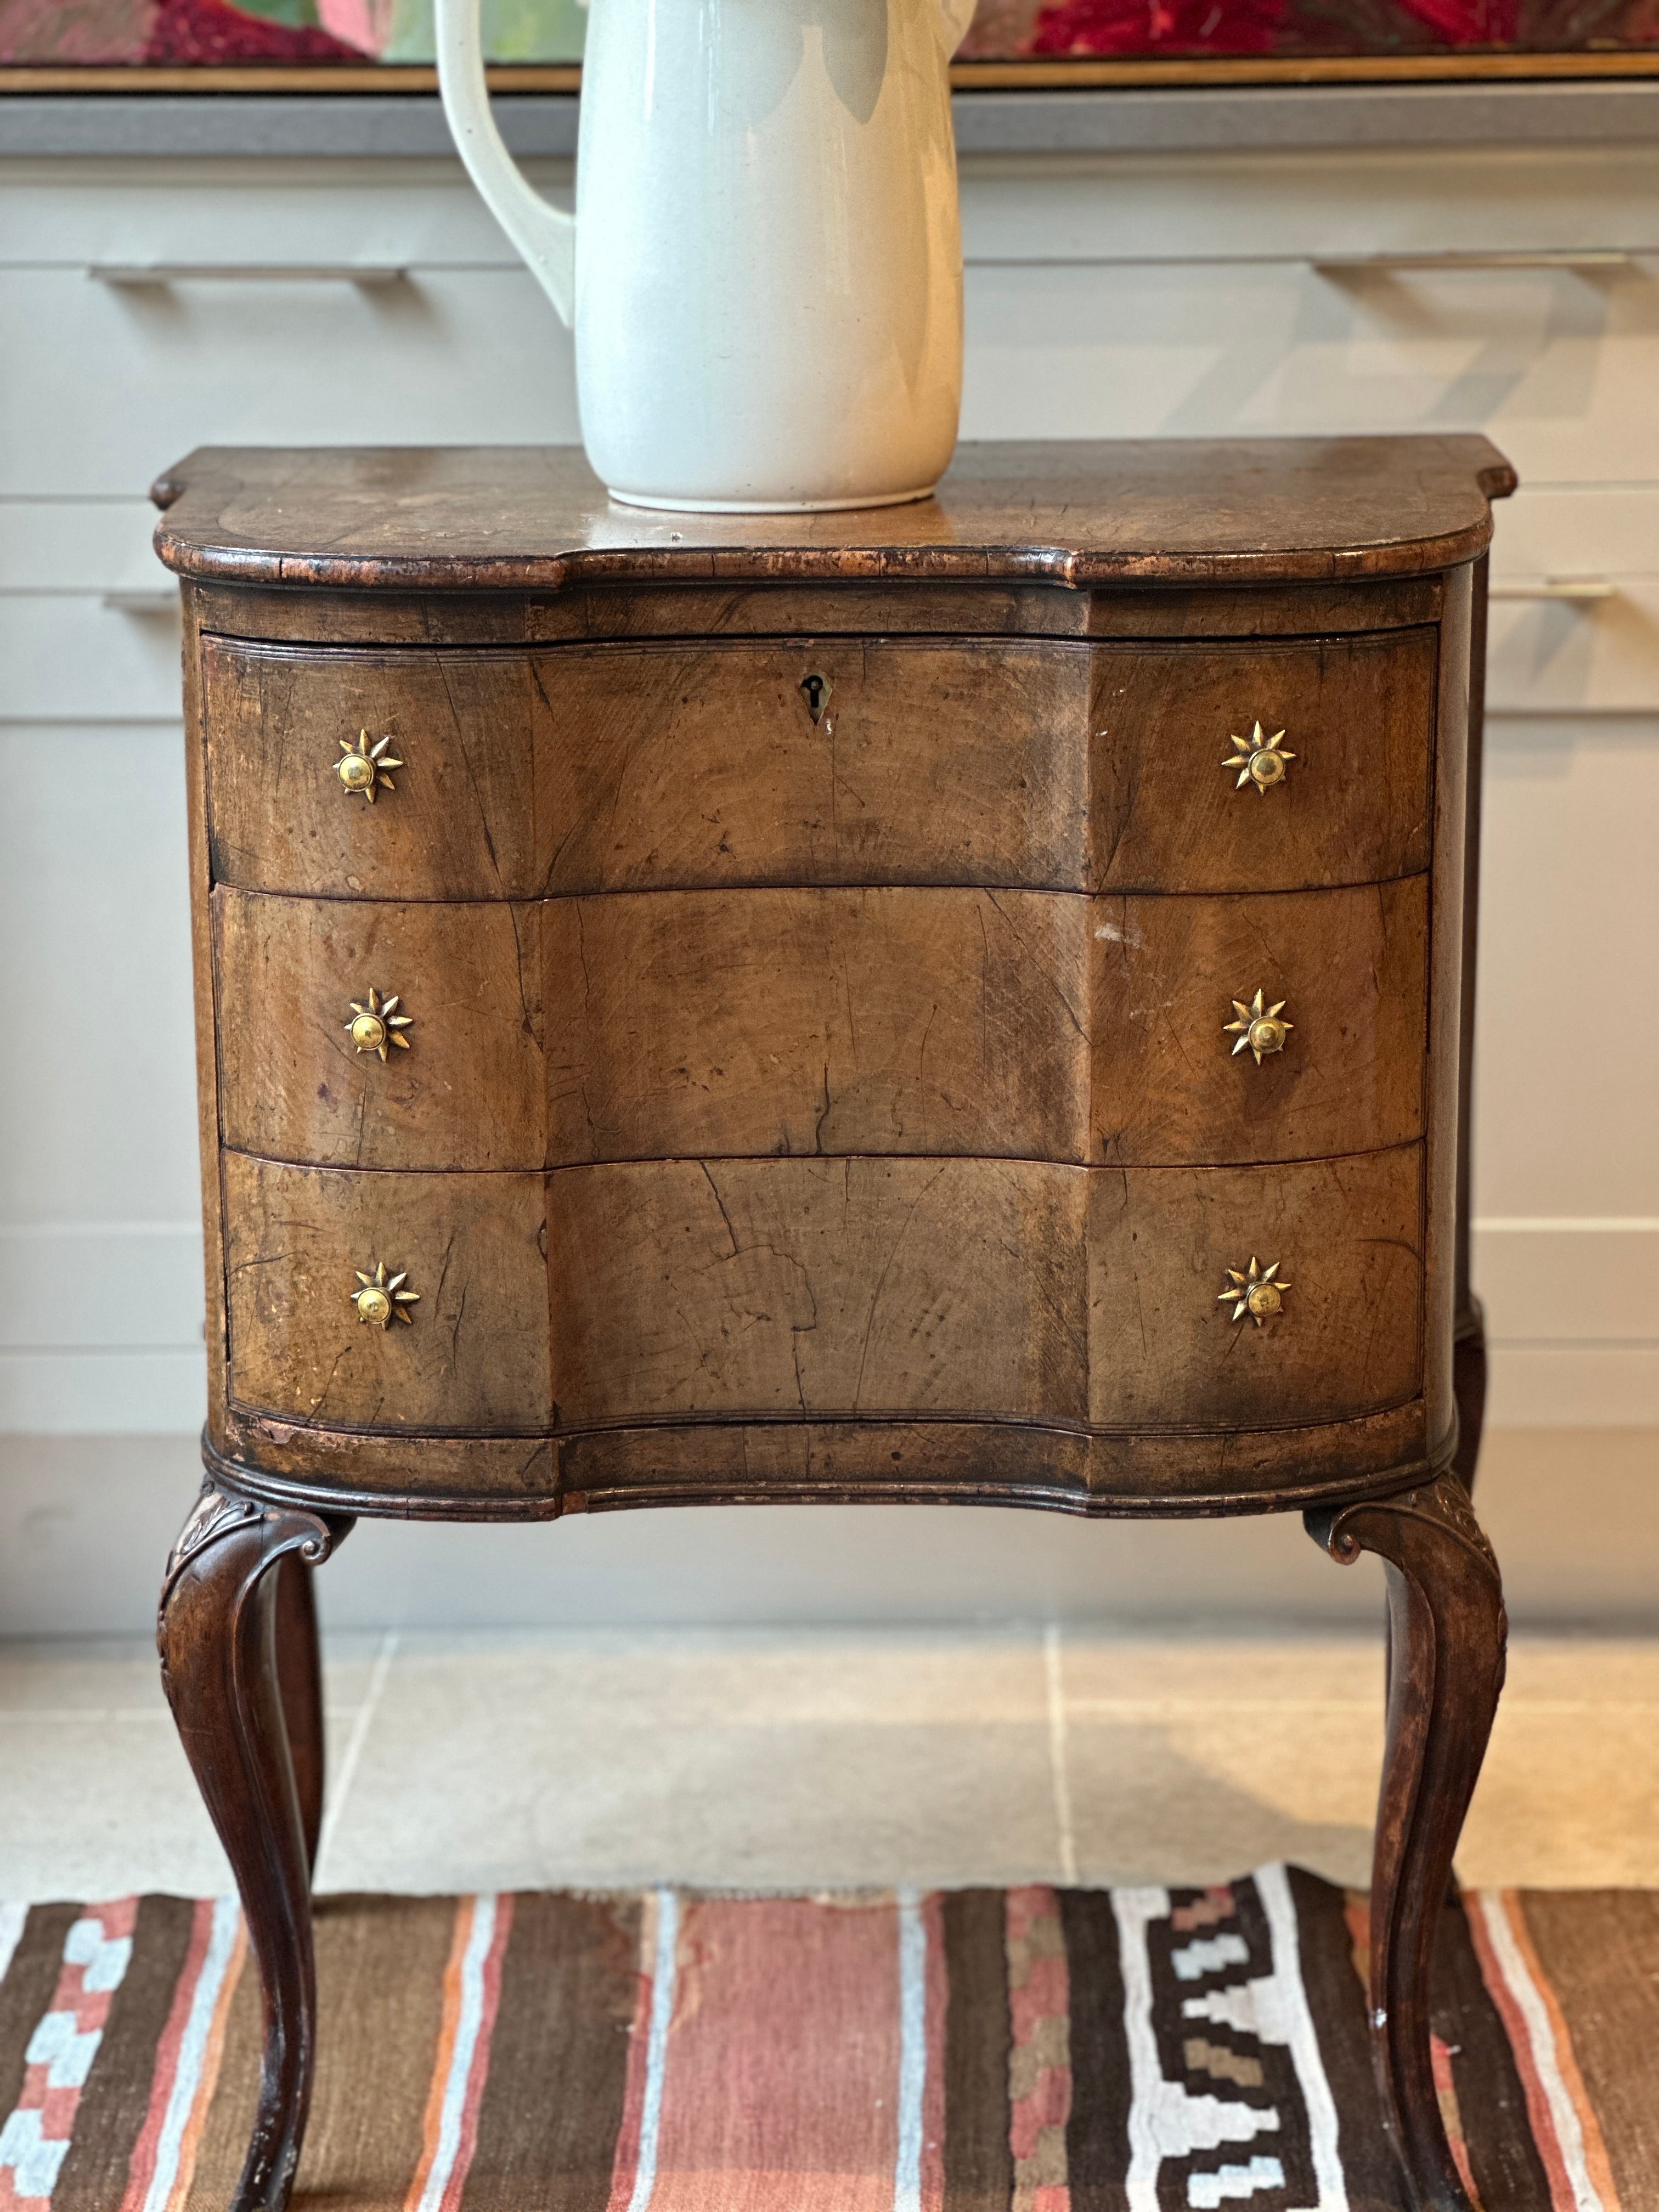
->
[163, 441, 1515, 2212]
[557, 1150, 1419, 1433]
[200, 1399, 1442, 1519]
[536, 639, 1093, 895]
[222, 1154, 550, 1431]
[182, 576, 1441, 650]
[1455, 553, 1491, 1348]
[544, 631, 1431, 895]
[559, 1420, 1096, 1511]
[272, 1554, 324, 1874]
[177, 443, 1506, 1527]
[533, 578, 1445, 643]
[157, 1483, 351, 2212]
[1424, 562, 1475, 1457]
[202, 628, 1435, 901]
[1087, 1146, 1423, 1429]
[203, 641, 542, 899]
[1091, 878, 1427, 1165]
[211, 1417, 558, 1507]
[1079, 1398, 1436, 1501]
[215, 890, 546, 1171]
[1091, 630, 1436, 892]
[1308, 1475, 1506, 2212]
[547, 1156, 1091, 1429]
[556, 1402, 1443, 1513]
[544, 887, 1090, 1165]
[1452, 1312, 1487, 1500]
[153, 438, 1515, 592]
[218, 879, 1424, 1176]
[182, 591, 233, 1457]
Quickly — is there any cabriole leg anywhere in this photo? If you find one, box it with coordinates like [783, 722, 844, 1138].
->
[157, 1478, 353, 2212]
[1306, 1472, 1506, 2212]
[273, 1551, 325, 1873]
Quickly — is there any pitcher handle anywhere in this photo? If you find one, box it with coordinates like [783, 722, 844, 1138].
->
[935, 0, 977, 54]
[435, 0, 577, 326]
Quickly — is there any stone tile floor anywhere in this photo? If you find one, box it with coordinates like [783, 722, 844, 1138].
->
[4, 1629, 1657, 1901]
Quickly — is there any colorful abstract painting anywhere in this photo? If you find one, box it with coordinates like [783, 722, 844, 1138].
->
[1, 0, 1654, 71]
[963, 0, 1659, 57]
[0, 0, 584, 64]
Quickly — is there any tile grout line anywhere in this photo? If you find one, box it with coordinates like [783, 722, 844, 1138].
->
[314, 1629, 398, 1889]
[1042, 1623, 1078, 1889]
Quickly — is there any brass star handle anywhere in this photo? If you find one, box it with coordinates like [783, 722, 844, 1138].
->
[350, 1261, 419, 1329]
[345, 987, 414, 1063]
[334, 729, 402, 801]
[1222, 721, 1294, 794]
[1218, 1257, 1290, 1327]
[1224, 990, 1293, 1065]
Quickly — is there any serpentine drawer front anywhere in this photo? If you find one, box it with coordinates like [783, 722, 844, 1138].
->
[202, 628, 1434, 899]
[221, 1147, 1423, 1439]
[206, 595, 1435, 1458]
[158, 437, 1510, 1526]
[213, 879, 1426, 1171]
[158, 443, 1517, 2212]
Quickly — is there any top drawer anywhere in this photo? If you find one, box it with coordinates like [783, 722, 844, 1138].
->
[203, 639, 543, 900]
[202, 627, 1435, 898]
[539, 633, 1434, 895]
[1090, 630, 1435, 894]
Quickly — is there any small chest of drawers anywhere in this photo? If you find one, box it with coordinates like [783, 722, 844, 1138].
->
[154, 438, 1513, 2212]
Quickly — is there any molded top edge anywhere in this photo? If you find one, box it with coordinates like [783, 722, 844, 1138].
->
[153, 437, 1516, 592]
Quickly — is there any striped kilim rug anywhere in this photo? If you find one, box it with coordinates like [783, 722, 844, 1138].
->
[2, 1870, 1656, 2211]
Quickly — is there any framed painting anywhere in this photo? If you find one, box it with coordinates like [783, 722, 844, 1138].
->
[1, 0, 1655, 90]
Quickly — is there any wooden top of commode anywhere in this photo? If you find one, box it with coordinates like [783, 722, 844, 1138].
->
[152, 436, 1516, 593]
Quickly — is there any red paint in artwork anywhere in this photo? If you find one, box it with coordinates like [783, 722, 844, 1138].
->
[1391, 0, 1519, 41]
[141, 0, 359, 60]
[1031, 0, 1288, 53]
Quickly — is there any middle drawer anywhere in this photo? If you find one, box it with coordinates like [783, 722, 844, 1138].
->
[215, 879, 1426, 1171]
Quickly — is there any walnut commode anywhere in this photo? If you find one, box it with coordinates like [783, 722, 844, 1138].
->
[154, 438, 1513, 2212]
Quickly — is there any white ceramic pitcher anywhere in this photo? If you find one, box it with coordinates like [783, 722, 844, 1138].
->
[435, 0, 975, 512]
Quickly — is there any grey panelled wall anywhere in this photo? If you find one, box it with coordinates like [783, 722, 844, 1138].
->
[1, 133, 1655, 1629]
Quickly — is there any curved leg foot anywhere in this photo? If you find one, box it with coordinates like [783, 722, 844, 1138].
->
[157, 1480, 352, 2212]
[1306, 1473, 1506, 2212]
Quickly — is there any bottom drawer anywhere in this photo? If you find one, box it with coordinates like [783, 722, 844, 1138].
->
[223, 1153, 550, 1431]
[222, 1148, 1420, 1438]
[552, 1149, 1422, 1432]
[1086, 1148, 1423, 1429]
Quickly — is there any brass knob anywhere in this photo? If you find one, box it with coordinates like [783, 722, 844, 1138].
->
[351, 1260, 419, 1329]
[1222, 721, 1294, 794]
[345, 986, 414, 1063]
[335, 729, 402, 802]
[1219, 1257, 1290, 1327]
[1224, 989, 1293, 1065]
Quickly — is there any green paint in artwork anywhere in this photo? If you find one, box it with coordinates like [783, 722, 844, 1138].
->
[383, 0, 587, 60]
[220, 0, 326, 25]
